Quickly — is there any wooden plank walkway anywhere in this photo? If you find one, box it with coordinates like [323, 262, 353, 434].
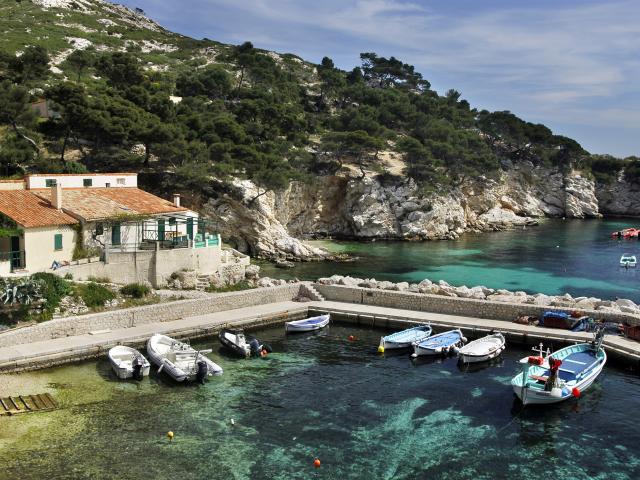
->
[0, 393, 57, 416]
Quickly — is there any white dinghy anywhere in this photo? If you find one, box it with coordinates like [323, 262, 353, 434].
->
[147, 334, 223, 383]
[457, 332, 506, 364]
[108, 345, 150, 380]
[285, 314, 330, 333]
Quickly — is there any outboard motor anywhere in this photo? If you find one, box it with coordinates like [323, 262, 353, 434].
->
[248, 338, 261, 357]
[196, 360, 208, 384]
[132, 355, 144, 381]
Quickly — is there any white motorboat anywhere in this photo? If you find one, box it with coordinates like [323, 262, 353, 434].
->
[147, 334, 223, 383]
[108, 345, 150, 380]
[620, 254, 637, 267]
[457, 332, 506, 364]
[285, 314, 330, 332]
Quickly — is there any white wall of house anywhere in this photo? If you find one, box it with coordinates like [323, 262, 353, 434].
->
[26, 174, 137, 189]
[23, 225, 77, 272]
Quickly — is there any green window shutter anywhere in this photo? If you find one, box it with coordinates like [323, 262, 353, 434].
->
[83, 178, 92, 187]
[54, 233, 63, 251]
[111, 223, 121, 246]
[46, 179, 57, 187]
[157, 219, 165, 241]
[186, 217, 194, 240]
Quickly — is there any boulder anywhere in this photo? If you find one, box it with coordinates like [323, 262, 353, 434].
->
[378, 281, 395, 290]
[392, 282, 410, 291]
[615, 298, 637, 309]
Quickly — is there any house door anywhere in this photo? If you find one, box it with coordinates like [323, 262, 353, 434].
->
[10, 236, 20, 268]
[157, 219, 165, 241]
[111, 223, 121, 246]
[186, 217, 193, 240]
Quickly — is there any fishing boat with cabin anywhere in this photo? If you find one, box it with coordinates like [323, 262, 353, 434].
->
[511, 327, 607, 405]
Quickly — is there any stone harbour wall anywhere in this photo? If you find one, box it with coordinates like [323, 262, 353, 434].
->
[0, 284, 302, 347]
[314, 284, 640, 326]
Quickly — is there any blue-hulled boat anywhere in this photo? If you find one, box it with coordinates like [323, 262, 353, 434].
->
[511, 327, 607, 405]
[378, 324, 432, 351]
[411, 329, 467, 358]
[285, 314, 330, 333]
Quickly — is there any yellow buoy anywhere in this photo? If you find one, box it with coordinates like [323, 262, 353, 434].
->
[167, 431, 174, 441]
[377, 345, 385, 353]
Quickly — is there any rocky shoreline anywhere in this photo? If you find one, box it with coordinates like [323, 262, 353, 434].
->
[198, 161, 640, 261]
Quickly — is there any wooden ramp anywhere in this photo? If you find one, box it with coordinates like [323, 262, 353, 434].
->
[0, 393, 58, 416]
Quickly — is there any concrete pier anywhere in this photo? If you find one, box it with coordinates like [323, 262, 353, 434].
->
[1, 283, 640, 373]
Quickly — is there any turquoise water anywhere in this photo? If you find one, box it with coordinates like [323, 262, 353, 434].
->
[261, 218, 640, 301]
[1, 324, 640, 479]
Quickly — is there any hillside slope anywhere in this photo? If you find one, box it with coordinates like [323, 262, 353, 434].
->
[1, 0, 639, 260]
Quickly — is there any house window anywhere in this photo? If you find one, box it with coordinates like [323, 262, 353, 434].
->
[45, 179, 57, 187]
[95, 223, 104, 236]
[111, 223, 121, 246]
[54, 233, 63, 251]
[169, 217, 176, 225]
[105, 183, 111, 188]
[116, 178, 126, 185]
[83, 178, 92, 187]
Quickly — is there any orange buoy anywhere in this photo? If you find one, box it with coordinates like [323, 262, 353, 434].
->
[572, 387, 581, 398]
[348, 335, 356, 341]
[313, 458, 321, 468]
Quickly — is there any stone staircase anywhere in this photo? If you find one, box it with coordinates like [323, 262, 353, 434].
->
[196, 274, 211, 291]
[300, 283, 325, 301]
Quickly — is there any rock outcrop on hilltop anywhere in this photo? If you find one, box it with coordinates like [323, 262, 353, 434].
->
[200, 162, 611, 260]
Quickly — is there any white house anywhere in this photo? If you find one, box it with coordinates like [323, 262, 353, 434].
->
[0, 173, 229, 286]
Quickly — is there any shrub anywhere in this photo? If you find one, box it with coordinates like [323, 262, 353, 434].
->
[87, 275, 111, 283]
[206, 280, 254, 293]
[64, 272, 73, 280]
[31, 272, 72, 316]
[75, 282, 115, 308]
[120, 283, 150, 298]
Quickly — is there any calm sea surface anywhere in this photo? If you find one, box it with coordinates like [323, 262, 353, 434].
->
[1, 324, 639, 479]
[261, 218, 640, 302]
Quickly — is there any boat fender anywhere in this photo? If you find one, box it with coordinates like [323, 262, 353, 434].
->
[196, 360, 208, 384]
[435, 346, 442, 354]
[461, 337, 468, 344]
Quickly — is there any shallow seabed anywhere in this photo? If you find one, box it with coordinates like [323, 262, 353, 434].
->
[1, 324, 639, 479]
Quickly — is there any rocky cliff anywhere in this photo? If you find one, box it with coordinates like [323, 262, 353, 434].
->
[200, 162, 628, 261]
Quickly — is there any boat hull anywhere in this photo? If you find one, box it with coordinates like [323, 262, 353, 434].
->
[108, 346, 150, 380]
[147, 334, 223, 382]
[458, 333, 506, 364]
[381, 325, 432, 350]
[285, 314, 330, 332]
[512, 360, 605, 405]
[412, 329, 466, 357]
[218, 329, 250, 357]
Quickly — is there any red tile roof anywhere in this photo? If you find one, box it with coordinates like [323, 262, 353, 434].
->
[0, 190, 78, 228]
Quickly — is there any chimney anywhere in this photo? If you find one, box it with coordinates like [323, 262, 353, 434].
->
[51, 182, 63, 210]
[173, 194, 181, 207]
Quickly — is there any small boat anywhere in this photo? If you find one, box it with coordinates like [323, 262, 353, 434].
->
[620, 254, 637, 267]
[108, 345, 150, 380]
[147, 334, 223, 383]
[378, 324, 432, 351]
[612, 228, 640, 239]
[457, 332, 506, 364]
[285, 314, 330, 333]
[511, 327, 607, 405]
[218, 328, 271, 357]
[411, 329, 467, 358]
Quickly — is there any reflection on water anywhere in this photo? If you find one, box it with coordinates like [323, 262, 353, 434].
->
[1, 324, 639, 479]
[261, 218, 640, 301]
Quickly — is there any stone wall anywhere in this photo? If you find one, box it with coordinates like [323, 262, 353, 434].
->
[314, 284, 640, 326]
[0, 284, 302, 347]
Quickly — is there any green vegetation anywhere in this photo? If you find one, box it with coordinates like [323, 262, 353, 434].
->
[206, 280, 255, 293]
[120, 282, 151, 298]
[31, 272, 72, 319]
[74, 282, 115, 308]
[0, 0, 634, 200]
